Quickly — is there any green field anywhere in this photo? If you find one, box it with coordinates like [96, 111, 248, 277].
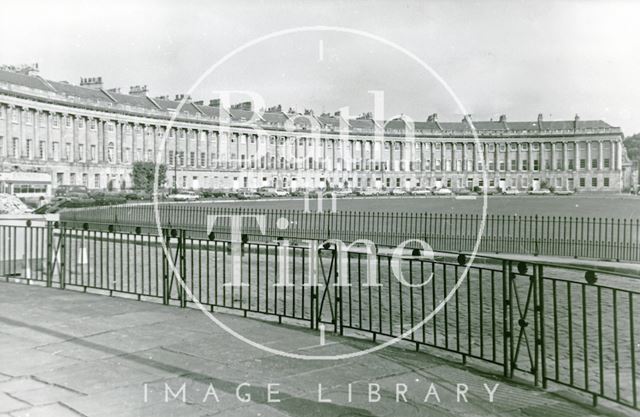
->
[199, 194, 640, 219]
[59, 194, 640, 262]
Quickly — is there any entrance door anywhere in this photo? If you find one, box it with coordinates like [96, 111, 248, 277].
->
[532, 178, 540, 191]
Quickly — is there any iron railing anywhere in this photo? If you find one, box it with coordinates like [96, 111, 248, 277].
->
[0, 219, 638, 411]
[60, 204, 640, 262]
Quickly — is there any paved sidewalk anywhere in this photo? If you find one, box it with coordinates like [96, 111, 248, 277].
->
[0, 282, 633, 417]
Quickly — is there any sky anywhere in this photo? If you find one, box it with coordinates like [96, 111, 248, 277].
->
[1, 0, 639, 134]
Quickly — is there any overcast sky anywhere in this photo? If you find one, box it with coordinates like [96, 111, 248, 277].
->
[1, 0, 639, 134]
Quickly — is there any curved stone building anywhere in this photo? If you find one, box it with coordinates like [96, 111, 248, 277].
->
[0, 68, 630, 195]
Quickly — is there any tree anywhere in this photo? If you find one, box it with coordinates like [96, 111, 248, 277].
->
[132, 161, 167, 193]
[624, 133, 640, 161]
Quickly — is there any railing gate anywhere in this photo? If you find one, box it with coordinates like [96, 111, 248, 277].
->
[162, 228, 186, 307]
[506, 260, 544, 386]
[312, 243, 339, 333]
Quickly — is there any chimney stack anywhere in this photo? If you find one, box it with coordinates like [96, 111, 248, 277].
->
[499, 114, 507, 123]
[427, 113, 438, 122]
[174, 94, 191, 102]
[80, 76, 103, 90]
[574, 114, 580, 130]
[129, 85, 148, 96]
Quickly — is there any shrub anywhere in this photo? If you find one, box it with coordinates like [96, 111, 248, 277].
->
[132, 162, 167, 193]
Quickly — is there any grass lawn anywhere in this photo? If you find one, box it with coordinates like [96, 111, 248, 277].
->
[193, 194, 640, 219]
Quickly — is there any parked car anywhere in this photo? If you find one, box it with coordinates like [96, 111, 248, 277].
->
[257, 187, 287, 197]
[553, 190, 574, 196]
[411, 189, 432, 196]
[55, 185, 91, 199]
[473, 188, 498, 196]
[528, 189, 551, 195]
[503, 188, 520, 195]
[434, 188, 453, 195]
[453, 188, 472, 195]
[333, 189, 353, 198]
[236, 191, 260, 200]
[166, 191, 200, 201]
[391, 188, 407, 196]
[358, 189, 378, 196]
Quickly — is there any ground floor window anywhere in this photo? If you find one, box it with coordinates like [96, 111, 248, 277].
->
[604, 177, 610, 187]
[592, 177, 597, 187]
[12, 183, 47, 194]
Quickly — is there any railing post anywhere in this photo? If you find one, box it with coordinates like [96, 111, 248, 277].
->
[502, 259, 510, 378]
[532, 266, 540, 386]
[46, 221, 53, 287]
[336, 244, 343, 336]
[59, 223, 66, 290]
[537, 264, 547, 388]
[179, 229, 187, 308]
[162, 228, 169, 305]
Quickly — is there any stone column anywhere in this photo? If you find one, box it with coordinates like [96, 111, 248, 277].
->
[598, 141, 603, 170]
[610, 140, 616, 171]
[2, 105, 10, 158]
[114, 121, 120, 163]
[586, 141, 592, 171]
[33, 109, 39, 160]
[429, 142, 434, 172]
[100, 120, 107, 163]
[483, 143, 488, 172]
[72, 114, 79, 162]
[19, 108, 25, 159]
[617, 141, 623, 171]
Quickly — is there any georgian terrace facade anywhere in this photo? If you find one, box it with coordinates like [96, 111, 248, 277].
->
[0, 69, 628, 193]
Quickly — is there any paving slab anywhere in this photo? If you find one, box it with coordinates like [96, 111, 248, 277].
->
[0, 281, 635, 417]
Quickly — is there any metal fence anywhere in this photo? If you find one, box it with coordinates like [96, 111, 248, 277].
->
[0, 220, 638, 411]
[60, 204, 640, 262]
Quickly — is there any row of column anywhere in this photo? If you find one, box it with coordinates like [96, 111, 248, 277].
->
[1, 104, 625, 173]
